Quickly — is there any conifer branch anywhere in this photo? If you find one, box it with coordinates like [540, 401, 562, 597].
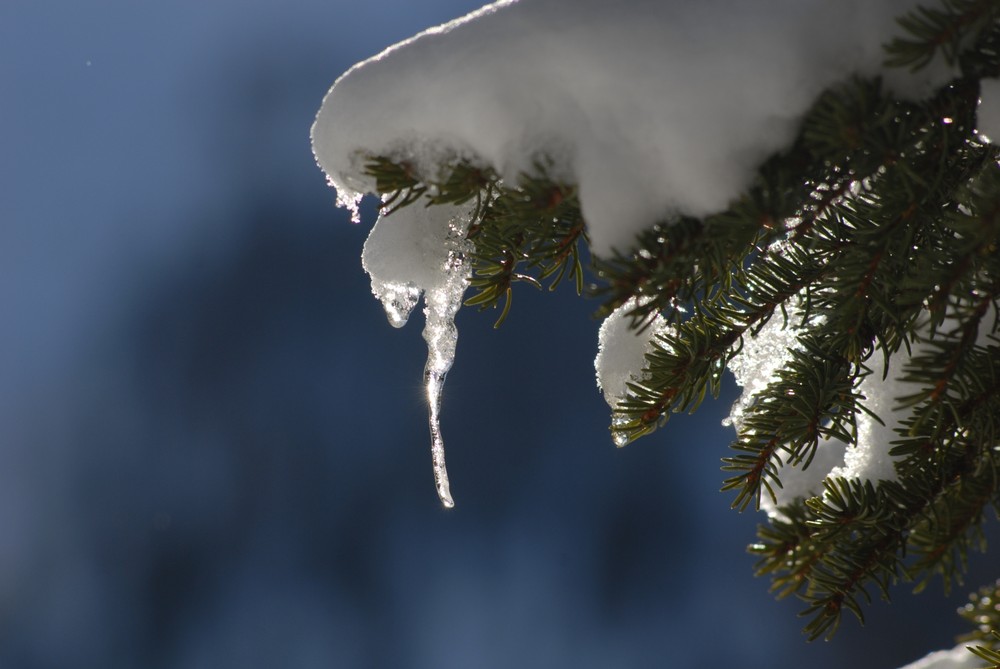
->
[350, 0, 1000, 642]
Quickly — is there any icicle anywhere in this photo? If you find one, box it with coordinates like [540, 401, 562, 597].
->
[420, 220, 470, 507]
[361, 201, 472, 507]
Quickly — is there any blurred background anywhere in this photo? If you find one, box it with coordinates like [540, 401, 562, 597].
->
[2, 1, 997, 667]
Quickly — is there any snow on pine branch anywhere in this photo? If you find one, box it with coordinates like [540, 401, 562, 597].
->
[311, 2, 1000, 665]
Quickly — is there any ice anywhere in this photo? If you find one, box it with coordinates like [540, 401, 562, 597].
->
[422, 267, 467, 508]
[361, 202, 473, 507]
[335, 188, 363, 225]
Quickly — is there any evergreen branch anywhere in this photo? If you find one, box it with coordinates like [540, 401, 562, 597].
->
[363, 155, 588, 325]
[793, 479, 912, 640]
[363, 156, 428, 214]
[798, 539, 904, 641]
[351, 11, 1000, 644]
[464, 171, 586, 324]
[892, 335, 1000, 471]
[612, 73, 985, 444]
[928, 155, 1000, 318]
[609, 239, 841, 445]
[752, 336, 1000, 634]
[907, 465, 995, 595]
[751, 367, 1000, 640]
[591, 216, 710, 322]
[750, 504, 826, 600]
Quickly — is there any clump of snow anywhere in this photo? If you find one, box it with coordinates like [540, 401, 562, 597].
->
[362, 202, 474, 507]
[362, 201, 471, 327]
[594, 299, 672, 447]
[825, 348, 908, 485]
[726, 300, 846, 516]
[765, 435, 847, 517]
[726, 301, 811, 431]
[312, 0, 955, 256]
[976, 78, 1000, 144]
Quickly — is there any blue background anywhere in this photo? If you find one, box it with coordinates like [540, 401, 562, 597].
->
[2, 1, 996, 667]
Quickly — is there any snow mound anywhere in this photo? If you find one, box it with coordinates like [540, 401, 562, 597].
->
[312, 0, 954, 256]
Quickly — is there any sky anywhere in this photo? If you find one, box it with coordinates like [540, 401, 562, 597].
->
[2, 1, 998, 668]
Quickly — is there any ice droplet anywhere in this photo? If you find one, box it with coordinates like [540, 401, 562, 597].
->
[611, 429, 630, 448]
[377, 282, 422, 328]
